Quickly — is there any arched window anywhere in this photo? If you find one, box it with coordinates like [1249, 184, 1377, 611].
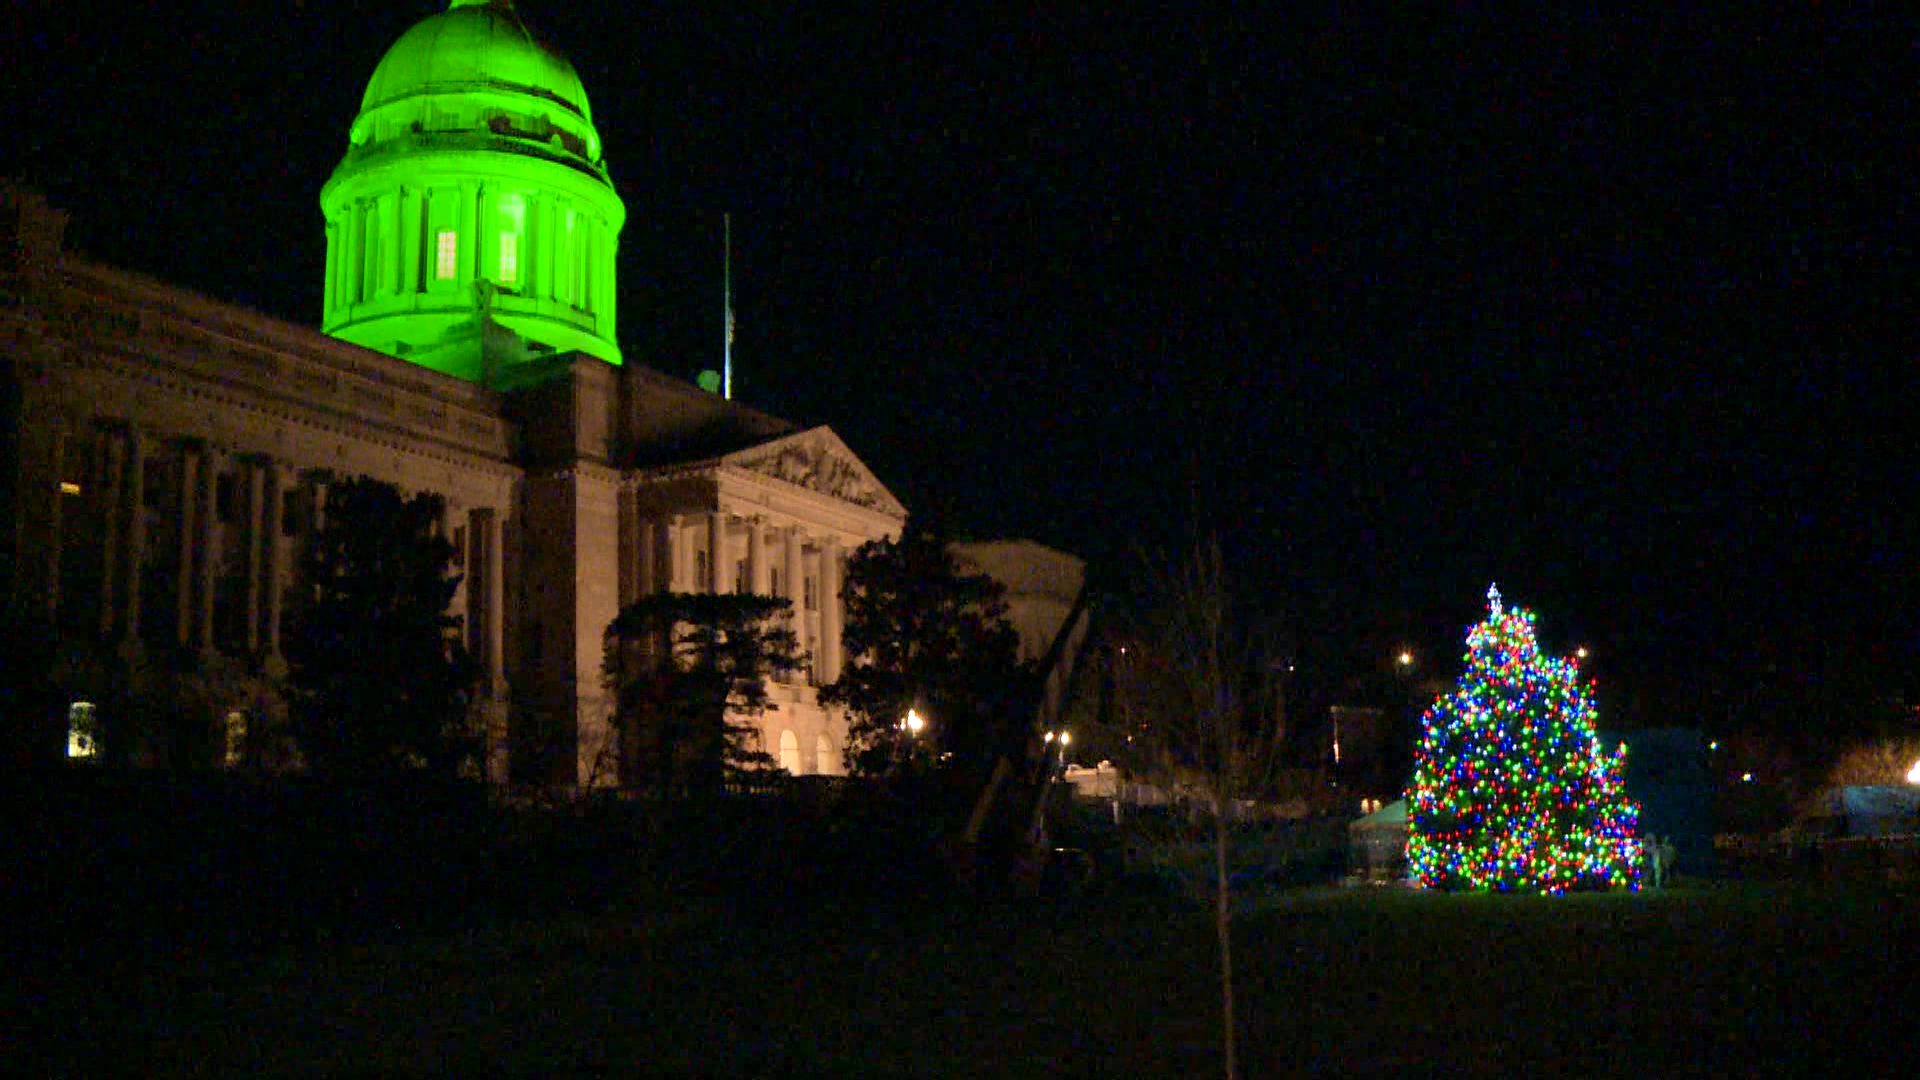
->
[815, 734, 836, 777]
[779, 730, 801, 774]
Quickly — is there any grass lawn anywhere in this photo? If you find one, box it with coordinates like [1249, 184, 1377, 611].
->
[12, 879, 1915, 1076]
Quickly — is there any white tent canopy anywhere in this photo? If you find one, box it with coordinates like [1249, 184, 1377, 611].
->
[1348, 798, 1408, 879]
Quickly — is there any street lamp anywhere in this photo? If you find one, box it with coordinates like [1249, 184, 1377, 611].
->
[1396, 650, 1414, 669]
[1906, 758, 1920, 785]
[905, 708, 924, 737]
[1043, 729, 1071, 770]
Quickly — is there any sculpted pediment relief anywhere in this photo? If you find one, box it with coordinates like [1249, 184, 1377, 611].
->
[729, 427, 904, 516]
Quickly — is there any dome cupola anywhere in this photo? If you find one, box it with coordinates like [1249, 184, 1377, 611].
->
[321, 0, 626, 382]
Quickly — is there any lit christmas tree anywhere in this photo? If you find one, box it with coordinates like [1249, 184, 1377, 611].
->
[1407, 585, 1642, 894]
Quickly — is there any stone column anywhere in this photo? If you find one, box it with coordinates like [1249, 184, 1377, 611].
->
[261, 459, 282, 657]
[476, 183, 495, 285]
[747, 518, 767, 596]
[96, 426, 124, 638]
[538, 198, 557, 303]
[617, 490, 641, 608]
[667, 514, 689, 591]
[459, 182, 479, 281]
[174, 444, 199, 647]
[344, 204, 362, 305]
[821, 537, 843, 684]
[442, 499, 466, 621]
[400, 186, 423, 296]
[468, 507, 505, 693]
[196, 447, 219, 654]
[37, 428, 65, 624]
[485, 509, 505, 695]
[124, 427, 145, 642]
[708, 511, 730, 594]
[385, 192, 402, 296]
[244, 457, 266, 655]
[322, 219, 336, 316]
[784, 527, 806, 676]
[311, 472, 329, 533]
[636, 508, 658, 596]
[360, 200, 378, 298]
[598, 228, 616, 330]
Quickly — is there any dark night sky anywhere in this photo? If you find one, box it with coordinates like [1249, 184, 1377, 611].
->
[7, 3, 1915, 734]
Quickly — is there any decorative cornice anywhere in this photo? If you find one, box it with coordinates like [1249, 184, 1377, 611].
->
[56, 347, 522, 482]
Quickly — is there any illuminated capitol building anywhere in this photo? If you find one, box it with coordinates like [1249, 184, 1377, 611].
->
[2, 0, 944, 787]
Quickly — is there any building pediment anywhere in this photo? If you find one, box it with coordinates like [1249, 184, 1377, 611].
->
[724, 426, 906, 518]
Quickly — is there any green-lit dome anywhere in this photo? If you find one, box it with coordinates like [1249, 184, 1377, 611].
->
[321, 0, 625, 382]
[364, 1, 592, 119]
[346, 0, 607, 178]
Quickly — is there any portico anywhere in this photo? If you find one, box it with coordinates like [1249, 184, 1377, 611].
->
[625, 426, 906, 777]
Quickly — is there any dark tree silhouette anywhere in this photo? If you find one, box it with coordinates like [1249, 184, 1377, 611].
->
[603, 591, 804, 798]
[282, 477, 476, 780]
[822, 523, 1031, 782]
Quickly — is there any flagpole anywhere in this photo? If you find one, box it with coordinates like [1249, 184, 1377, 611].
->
[723, 212, 733, 400]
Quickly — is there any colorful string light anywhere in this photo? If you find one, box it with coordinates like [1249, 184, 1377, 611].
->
[1406, 586, 1642, 894]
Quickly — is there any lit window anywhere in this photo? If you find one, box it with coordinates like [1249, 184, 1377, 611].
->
[435, 230, 458, 280]
[67, 702, 98, 760]
[59, 481, 81, 496]
[498, 231, 519, 285]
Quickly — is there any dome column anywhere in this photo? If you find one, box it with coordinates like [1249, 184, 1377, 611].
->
[401, 187, 424, 296]
[460, 182, 479, 283]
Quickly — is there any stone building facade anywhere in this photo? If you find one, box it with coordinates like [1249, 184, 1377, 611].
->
[1, 2, 904, 787]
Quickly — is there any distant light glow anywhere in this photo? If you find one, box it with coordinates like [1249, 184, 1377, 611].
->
[904, 708, 924, 736]
[1906, 758, 1920, 785]
[59, 481, 81, 495]
[1742, 772, 1753, 783]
